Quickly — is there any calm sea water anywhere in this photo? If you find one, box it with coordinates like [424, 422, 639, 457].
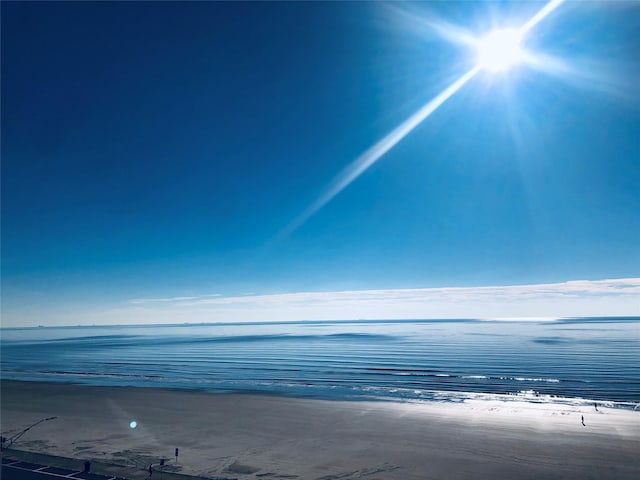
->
[1, 319, 638, 408]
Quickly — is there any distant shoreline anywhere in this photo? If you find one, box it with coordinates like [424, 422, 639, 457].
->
[2, 379, 639, 479]
[2, 316, 639, 330]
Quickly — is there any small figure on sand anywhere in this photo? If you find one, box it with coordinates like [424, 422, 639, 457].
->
[594, 402, 599, 412]
[581, 415, 585, 426]
[148, 464, 153, 477]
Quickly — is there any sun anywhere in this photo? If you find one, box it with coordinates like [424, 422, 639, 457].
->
[476, 28, 524, 72]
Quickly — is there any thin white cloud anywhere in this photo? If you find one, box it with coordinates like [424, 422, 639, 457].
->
[112, 278, 639, 325]
[4, 279, 636, 327]
[139, 278, 640, 308]
[129, 293, 221, 305]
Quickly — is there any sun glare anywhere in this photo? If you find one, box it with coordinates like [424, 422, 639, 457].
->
[476, 28, 523, 72]
[282, 0, 565, 234]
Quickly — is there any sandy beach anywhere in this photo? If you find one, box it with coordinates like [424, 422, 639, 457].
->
[1, 380, 639, 479]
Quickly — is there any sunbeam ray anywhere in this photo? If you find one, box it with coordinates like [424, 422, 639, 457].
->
[280, 67, 479, 237]
[384, 2, 477, 47]
[519, 0, 564, 36]
[523, 51, 639, 102]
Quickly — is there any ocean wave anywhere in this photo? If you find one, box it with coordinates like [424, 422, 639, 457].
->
[2, 320, 638, 407]
[3, 332, 396, 349]
[389, 372, 561, 384]
[0, 369, 165, 381]
[512, 377, 560, 383]
[2, 371, 637, 410]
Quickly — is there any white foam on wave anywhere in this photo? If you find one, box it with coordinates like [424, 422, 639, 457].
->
[360, 384, 638, 411]
[511, 377, 560, 383]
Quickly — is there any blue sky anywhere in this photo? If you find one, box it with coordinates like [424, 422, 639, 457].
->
[2, 1, 639, 326]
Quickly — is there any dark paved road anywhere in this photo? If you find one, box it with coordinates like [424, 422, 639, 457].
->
[1, 458, 127, 480]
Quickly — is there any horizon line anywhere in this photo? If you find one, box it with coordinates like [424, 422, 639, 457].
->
[2, 316, 640, 330]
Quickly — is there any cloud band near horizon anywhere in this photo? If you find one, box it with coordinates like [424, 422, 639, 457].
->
[129, 277, 638, 307]
[3, 278, 638, 328]
[119, 277, 639, 324]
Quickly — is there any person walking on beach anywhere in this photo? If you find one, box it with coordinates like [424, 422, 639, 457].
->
[594, 402, 599, 412]
[581, 415, 585, 426]
[148, 464, 153, 477]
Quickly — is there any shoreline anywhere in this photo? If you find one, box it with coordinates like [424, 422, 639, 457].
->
[2, 376, 638, 411]
[2, 380, 639, 479]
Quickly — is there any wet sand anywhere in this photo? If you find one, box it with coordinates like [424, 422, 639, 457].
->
[1, 380, 639, 479]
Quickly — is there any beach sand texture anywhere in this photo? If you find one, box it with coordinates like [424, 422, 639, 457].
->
[1, 380, 639, 479]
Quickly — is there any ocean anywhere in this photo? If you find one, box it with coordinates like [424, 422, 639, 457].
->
[1, 318, 638, 409]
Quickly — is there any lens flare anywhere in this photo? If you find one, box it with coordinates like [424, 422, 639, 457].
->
[129, 421, 137, 429]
